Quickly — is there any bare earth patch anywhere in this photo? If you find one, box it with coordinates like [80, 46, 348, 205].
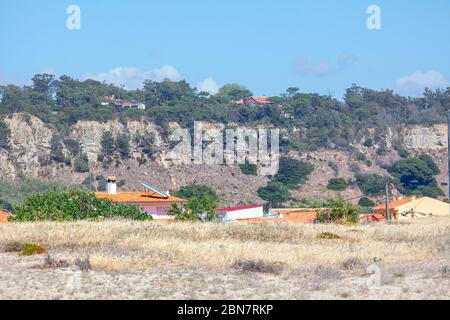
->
[0, 217, 449, 299]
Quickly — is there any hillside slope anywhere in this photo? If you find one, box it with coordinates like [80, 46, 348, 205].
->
[0, 113, 448, 206]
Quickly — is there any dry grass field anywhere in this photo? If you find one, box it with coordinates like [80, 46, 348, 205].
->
[0, 217, 449, 299]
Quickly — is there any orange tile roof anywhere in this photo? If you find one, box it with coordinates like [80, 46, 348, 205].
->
[95, 192, 187, 204]
[372, 197, 416, 211]
[0, 210, 15, 224]
[238, 209, 320, 224]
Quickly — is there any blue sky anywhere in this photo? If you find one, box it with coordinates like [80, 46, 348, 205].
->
[1, 0, 449, 98]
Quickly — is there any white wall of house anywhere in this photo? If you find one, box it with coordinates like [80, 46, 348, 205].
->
[221, 206, 264, 221]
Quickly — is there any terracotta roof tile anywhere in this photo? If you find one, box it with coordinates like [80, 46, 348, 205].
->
[95, 192, 187, 204]
[215, 205, 262, 213]
[372, 197, 417, 210]
[0, 210, 15, 224]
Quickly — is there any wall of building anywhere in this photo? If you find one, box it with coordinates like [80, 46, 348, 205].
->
[222, 206, 264, 221]
[140, 203, 176, 219]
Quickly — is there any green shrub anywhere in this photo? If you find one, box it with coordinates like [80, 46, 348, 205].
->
[175, 184, 218, 201]
[116, 133, 130, 158]
[21, 243, 47, 256]
[355, 174, 387, 195]
[327, 178, 347, 191]
[274, 157, 314, 188]
[389, 157, 444, 198]
[101, 131, 115, 156]
[11, 191, 151, 221]
[3, 242, 47, 255]
[168, 195, 219, 222]
[239, 163, 257, 176]
[316, 198, 359, 224]
[0, 119, 11, 150]
[63, 139, 81, 156]
[134, 131, 156, 156]
[257, 181, 291, 206]
[97, 178, 107, 192]
[393, 139, 409, 158]
[50, 134, 65, 163]
[318, 232, 341, 240]
[358, 197, 375, 207]
[74, 153, 89, 173]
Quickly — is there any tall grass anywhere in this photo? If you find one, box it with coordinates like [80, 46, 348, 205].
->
[1, 217, 449, 271]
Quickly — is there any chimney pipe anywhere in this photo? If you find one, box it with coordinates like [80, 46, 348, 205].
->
[107, 176, 117, 195]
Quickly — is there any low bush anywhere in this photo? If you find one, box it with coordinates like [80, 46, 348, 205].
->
[327, 178, 347, 191]
[316, 198, 359, 224]
[3, 241, 24, 252]
[21, 243, 47, 256]
[317, 232, 341, 240]
[11, 191, 151, 221]
[4, 242, 48, 255]
[232, 259, 283, 274]
[239, 163, 257, 176]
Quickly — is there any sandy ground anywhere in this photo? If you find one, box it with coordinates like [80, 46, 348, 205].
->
[0, 218, 449, 300]
[0, 252, 448, 300]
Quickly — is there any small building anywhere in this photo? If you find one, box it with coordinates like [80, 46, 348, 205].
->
[95, 177, 187, 219]
[215, 205, 265, 221]
[234, 96, 271, 106]
[0, 209, 15, 224]
[99, 95, 146, 110]
[372, 196, 450, 219]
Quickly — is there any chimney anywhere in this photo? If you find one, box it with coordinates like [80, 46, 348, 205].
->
[107, 176, 117, 195]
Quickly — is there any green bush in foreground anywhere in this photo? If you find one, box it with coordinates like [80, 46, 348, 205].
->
[11, 191, 151, 222]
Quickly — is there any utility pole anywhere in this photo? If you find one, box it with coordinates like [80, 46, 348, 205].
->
[385, 182, 390, 222]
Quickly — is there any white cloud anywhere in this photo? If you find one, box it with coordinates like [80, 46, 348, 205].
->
[395, 70, 449, 97]
[85, 65, 182, 89]
[196, 77, 220, 95]
[150, 65, 182, 82]
[293, 53, 357, 77]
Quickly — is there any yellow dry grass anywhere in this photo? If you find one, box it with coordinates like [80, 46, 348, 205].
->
[1, 217, 449, 271]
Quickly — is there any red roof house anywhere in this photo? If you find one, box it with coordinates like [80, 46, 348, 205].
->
[0, 209, 15, 224]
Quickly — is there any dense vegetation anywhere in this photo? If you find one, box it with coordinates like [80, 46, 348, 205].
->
[1, 74, 449, 153]
[273, 157, 314, 188]
[12, 191, 150, 221]
[239, 163, 257, 176]
[1, 74, 449, 205]
[257, 182, 291, 206]
[389, 156, 444, 198]
[316, 198, 359, 224]
[169, 184, 219, 221]
[0, 119, 11, 149]
[327, 178, 347, 191]
[174, 184, 219, 202]
[355, 173, 388, 196]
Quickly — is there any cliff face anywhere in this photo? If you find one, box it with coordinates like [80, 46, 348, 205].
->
[0, 113, 448, 205]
